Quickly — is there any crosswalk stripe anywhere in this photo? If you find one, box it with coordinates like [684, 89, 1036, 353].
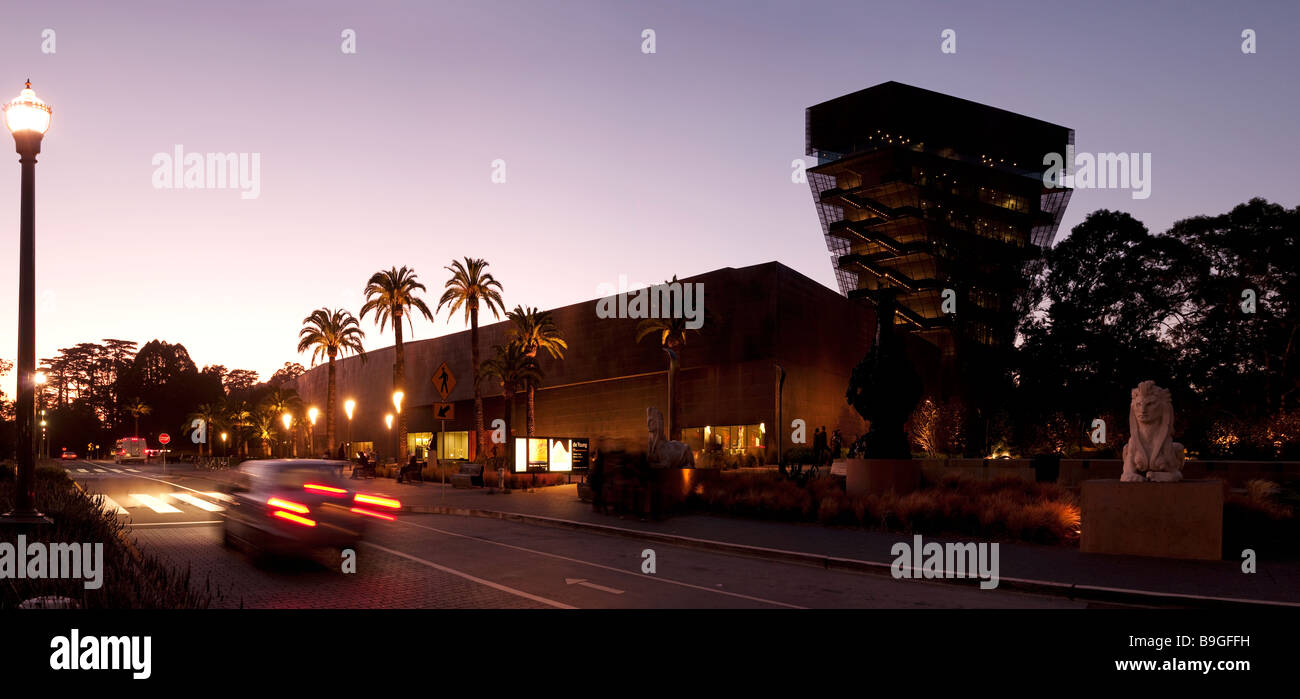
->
[104, 467, 122, 473]
[167, 493, 224, 512]
[126, 468, 140, 473]
[75, 468, 89, 473]
[203, 491, 236, 503]
[128, 493, 183, 514]
[95, 468, 109, 473]
[99, 495, 129, 515]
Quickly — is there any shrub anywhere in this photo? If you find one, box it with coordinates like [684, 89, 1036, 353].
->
[1224, 479, 1297, 557]
[0, 463, 219, 609]
[691, 470, 1081, 545]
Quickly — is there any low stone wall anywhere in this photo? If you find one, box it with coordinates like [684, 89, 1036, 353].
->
[1058, 459, 1123, 485]
[920, 458, 1036, 484]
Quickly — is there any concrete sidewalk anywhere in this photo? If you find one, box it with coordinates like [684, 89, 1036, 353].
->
[356, 477, 1300, 608]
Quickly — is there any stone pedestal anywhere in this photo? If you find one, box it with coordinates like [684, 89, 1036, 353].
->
[1081, 479, 1224, 561]
[845, 458, 920, 497]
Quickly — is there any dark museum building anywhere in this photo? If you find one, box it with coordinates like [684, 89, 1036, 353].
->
[292, 82, 1072, 463]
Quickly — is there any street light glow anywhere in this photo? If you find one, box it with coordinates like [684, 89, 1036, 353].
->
[385, 413, 393, 430]
[281, 412, 292, 430]
[344, 399, 356, 420]
[308, 406, 319, 425]
[392, 390, 404, 413]
[33, 371, 46, 385]
[3, 81, 52, 135]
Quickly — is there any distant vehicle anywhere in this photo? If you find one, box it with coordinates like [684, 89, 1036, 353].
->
[219, 459, 400, 559]
[60, 451, 78, 460]
[114, 437, 148, 464]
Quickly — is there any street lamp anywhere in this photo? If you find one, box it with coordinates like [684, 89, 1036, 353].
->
[392, 390, 405, 461]
[344, 398, 356, 457]
[307, 406, 319, 456]
[2, 80, 52, 524]
[385, 413, 394, 463]
[281, 412, 293, 458]
[220, 431, 229, 457]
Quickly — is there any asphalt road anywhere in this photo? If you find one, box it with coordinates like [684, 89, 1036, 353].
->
[64, 459, 1088, 609]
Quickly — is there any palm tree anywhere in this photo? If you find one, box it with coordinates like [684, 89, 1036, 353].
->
[260, 387, 303, 457]
[437, 258, 505, 460]
[635, 276, 707, 442]
[225, 399, 253, 458]
[506, 305, 566, 436]
[184, 403, 223, 457]
[297, 308, 367, 455]
[125, 399, 151, 438]
[252, 411, 276, 457]
[480, 342, 541, 465]
[361, 266, 435, 462]
[633, 277, 705, 353]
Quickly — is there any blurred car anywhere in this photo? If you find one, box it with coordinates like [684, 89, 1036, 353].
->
[219, 459, 400, 558]
[60, 451, 78, 460]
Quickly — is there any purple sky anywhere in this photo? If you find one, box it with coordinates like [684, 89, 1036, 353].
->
[2, 0, 1297, 395]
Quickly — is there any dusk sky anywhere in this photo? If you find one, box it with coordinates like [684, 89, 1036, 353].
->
[1, 0, 1297, 395]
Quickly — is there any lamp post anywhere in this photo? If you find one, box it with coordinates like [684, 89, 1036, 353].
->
[2, 80, 52, 525]
[392, 390, 404, 460]
[221, 431, 228, 458]
[281, 412, 293, 458]
[308, 406, 319, 456]
[384, 413, 394, 463]
[344, 399, 356, 458]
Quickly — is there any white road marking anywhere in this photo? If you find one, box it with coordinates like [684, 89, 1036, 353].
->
[395, 518, 805, 609]
[203, 491, 236, 503]
[361, 542, 576, 610]
[104, 467, 122, 473]
[128, 493, 183, 514]
[98, 495, 130, 515]
[167, 492, 224, 512]
[75, 469, 89, 473]
[131, 520, 221, 527]
[566, 578, 624, 595]
[125, 468, 140, 473]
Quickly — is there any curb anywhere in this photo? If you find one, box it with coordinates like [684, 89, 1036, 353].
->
[402, 503, 1300, 609]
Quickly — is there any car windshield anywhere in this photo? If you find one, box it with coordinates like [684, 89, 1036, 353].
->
[273, 465, 346, 490]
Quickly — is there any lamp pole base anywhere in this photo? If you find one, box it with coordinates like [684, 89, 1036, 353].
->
[0, 510, 52, 526]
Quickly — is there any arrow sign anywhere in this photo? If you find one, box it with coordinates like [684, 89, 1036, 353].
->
[432, 402, 455, 420]
[565, 578, 624, 595]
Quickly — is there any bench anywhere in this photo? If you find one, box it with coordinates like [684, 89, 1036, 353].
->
[396, 461, 425, 484]
[449, 462, 484, 488]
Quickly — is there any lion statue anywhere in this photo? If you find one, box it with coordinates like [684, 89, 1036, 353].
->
[1121, 380, 1185, 482]
[647, 406, 694, 469]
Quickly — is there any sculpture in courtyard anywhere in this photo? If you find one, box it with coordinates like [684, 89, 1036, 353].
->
[647, 406, 694, 468]
[845, 291, 923, 458]
[1121, 380, 1185, 482]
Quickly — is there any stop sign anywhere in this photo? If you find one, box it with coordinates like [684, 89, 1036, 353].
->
[159, 433, 171, 445]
